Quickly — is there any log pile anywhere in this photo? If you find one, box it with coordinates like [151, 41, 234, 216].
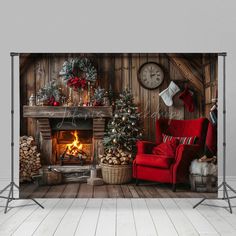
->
[99, 148, 132, 165]
[20, 136, 42, 182]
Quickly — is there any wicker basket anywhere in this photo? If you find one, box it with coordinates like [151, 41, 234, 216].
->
[100, 163, 132, 184]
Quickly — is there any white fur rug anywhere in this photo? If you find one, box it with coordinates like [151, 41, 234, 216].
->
[190, 159, 217, 176]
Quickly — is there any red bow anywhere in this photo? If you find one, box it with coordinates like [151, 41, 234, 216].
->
[67, 77, 86, 90]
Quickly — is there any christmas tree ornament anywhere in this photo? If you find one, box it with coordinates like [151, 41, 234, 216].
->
[127, 109, 131, 113]
[111, 121, 115, 125]
[122, 116, 127, 121]
[113, 138, 117, 143]
[179, 87, 195, 112]
[112, 129, 116, 133]
[132, 122, 135, 126]
[53, 101, 60, 106]
[114, 114, 119, 118]
[159, 81, 180, 106]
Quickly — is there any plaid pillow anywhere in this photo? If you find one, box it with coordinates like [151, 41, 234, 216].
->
[162, 134, 197, 145]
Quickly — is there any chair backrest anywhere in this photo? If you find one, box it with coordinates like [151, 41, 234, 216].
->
[156, 118, 209, 148]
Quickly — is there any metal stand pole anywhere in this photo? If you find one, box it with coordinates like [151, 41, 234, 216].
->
[0, 53, 44, 214]
[193, 52, 236, 214]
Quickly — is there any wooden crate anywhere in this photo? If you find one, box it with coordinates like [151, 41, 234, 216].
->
[190, 174, 217, 192]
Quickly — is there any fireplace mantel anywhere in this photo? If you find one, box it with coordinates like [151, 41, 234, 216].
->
[23, 106, 113, 118]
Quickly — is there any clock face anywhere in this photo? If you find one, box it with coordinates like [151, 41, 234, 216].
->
[138, 62, 164, 89]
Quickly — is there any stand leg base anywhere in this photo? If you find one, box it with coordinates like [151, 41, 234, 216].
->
[0, 182, 44, 214]
[193, 182, 236, 214]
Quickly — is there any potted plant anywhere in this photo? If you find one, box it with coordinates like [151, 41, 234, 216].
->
[99, 90, 142, 184]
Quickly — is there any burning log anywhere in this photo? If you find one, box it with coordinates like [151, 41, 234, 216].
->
[60, 130, 88, 165]
[20, 136, 42, 182]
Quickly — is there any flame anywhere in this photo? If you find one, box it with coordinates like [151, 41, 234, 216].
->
[66, 131, 83, 156]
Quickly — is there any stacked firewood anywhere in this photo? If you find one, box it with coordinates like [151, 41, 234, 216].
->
[20, 136, 42, 182]
[99, 148, 132, 165]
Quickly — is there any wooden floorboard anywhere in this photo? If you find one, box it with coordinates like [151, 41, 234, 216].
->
[1, 198, 236, 235]
[28, 186, 50, 198]
[120, 185, 132, 198]
[20, 182, 217, 198]
[44, 184, 67, 198]
[77, 183, 93, 198]
[60, 183, 80, 198]
[107, 185, 124, 198]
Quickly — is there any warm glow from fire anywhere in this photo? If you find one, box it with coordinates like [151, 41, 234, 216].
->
[66, 131, 83, 156]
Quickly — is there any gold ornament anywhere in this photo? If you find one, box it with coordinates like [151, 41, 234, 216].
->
[122, 116, 126, 121]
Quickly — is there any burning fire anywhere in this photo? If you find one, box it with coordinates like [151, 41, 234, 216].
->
[66, 131, 83, 156]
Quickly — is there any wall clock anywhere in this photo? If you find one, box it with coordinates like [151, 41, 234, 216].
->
[138, 62, 164, 89]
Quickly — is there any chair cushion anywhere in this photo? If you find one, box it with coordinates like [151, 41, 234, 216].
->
[162, 133, 198, 145]
[135, 154, 174, 169]
[152, 138, 179, 157]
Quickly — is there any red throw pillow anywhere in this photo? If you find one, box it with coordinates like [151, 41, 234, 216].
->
[162, 133, 198, 145]
[152, 138, 179, 157]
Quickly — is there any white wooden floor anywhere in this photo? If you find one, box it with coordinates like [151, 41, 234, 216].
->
[0, 196, 236, 236]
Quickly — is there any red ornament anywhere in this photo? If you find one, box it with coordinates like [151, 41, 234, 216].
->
[53, 101, 60, 106]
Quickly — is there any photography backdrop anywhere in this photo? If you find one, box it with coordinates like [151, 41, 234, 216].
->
[0, 0, 236, 194]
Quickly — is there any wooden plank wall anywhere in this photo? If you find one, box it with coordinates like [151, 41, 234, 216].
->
[203, 54, 218, 119]
[20, 53, 216, 142]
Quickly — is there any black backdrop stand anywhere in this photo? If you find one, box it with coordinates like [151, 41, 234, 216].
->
[0, 53, 44, 214]
[193, 52, 236, 213]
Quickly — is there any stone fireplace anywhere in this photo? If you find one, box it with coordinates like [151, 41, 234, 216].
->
[23, 106, 112, 166]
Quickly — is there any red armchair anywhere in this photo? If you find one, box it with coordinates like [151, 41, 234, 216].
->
[133, 118, 209, 191]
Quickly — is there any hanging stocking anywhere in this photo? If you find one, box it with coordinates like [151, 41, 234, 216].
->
[179, 87, 194, 112]
[159, 81, 180, 106]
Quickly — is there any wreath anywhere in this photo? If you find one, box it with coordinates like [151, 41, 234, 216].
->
[59, 57, 97, 91]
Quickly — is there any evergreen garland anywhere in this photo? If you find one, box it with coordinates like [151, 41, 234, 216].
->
[37, 80, 62, 103]
[92, 86, 105, 105]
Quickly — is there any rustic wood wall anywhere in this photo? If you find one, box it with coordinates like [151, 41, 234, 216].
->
[20, 53, 218, 142]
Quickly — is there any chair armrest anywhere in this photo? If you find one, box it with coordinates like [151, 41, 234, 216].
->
[172, 144, 201, 183]
[136, 140, 156, 154]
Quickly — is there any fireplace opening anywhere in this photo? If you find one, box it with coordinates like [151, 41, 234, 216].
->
[52, 130, 93, 165]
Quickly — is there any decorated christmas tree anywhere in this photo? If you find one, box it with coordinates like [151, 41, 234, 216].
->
[103, 90, 142, 155]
